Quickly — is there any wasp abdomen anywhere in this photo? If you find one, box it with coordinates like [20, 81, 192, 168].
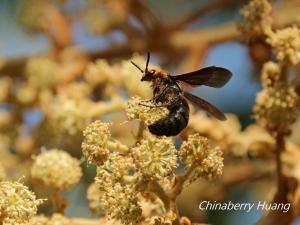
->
[148, 97, 189, 136]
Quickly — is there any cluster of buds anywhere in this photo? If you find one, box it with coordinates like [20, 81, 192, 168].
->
[31, 149, 82, 191]
[240, 1, 300, 137]
[83, 109, 224, 225]
[267, 27, 300, 65]
[254, 84, 300, 136]
[239, 0, 272, 38]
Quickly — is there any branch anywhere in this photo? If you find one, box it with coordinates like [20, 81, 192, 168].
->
[167, 0, 241, 30]
[169, 2, 300, 48]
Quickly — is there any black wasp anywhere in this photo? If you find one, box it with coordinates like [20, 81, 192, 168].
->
[131, 52, 232, 137]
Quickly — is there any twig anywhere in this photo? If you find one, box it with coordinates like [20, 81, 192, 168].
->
[135, 121, 146, 145]
[147, 180, 170, 211]
[168, 0, 240, 30]
[170, 165, 196, 200]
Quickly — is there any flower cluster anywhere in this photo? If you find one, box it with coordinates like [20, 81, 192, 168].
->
[0, 181, 44, 224]
[254, 85, 300, 135]
[31, 149, 82, 190]
[126, 96, 169, 126]
[96, 152, 137, 186]
[84, 0, 128, 35]
[44, 95, 93, 136]
[83, 106, 223, 224]
[100, 183, 142, 224]
[261, 61, 281, 88]
[132, 136, 177, 180]
[84, 59, 120, 87]
[239, 0, 272, 37]
[267, 27, 300, 65]
[82, 121, 111, 166]
[25, 57, 57, 89]
[179, 133, 223, 181]
[87, 182, 104, 215]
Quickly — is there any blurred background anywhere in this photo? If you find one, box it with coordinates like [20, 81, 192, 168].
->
[0, 0, 299, 225]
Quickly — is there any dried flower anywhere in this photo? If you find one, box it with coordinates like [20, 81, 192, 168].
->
[239, 0, 272, 37]
[126, 96, 169, 126]
[0, 181, 44, 224]
[267, 27, 300, 65]
[82, 121, 111, 166]
[179, 133, 223, 180]
[31, 149, 82, 190]
[101, 183, 142, 225]
[132, 136, 177, 180]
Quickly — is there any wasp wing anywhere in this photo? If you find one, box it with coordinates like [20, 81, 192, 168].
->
[172, 66, 232, 88]
[183, 91, 226, 120]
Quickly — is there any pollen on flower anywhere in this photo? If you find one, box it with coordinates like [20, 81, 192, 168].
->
[179, 133, 223, 180]
[0, 181, 44, 224]
[132, 136, 177, 180]
[267, 27, 300, 65]
[126, 96, 169, 126]
[31, 149, 82, 190]
[82, 120, 111, 166]
[239, 0, 272, 37]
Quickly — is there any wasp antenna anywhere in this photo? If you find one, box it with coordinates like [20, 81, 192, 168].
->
[145, 52, 150, 73]
[131, 61, 144, 73]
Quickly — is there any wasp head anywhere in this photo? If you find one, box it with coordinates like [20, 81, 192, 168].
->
[131, 52, 169, 82]
[141, 68, 156, 81]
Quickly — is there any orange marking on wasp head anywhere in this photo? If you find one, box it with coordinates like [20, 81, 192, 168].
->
[160, 71, 169, 78]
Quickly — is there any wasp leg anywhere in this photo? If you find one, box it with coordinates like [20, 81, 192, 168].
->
[141, 86, 170, 104]
[138, 95, 180, 108]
